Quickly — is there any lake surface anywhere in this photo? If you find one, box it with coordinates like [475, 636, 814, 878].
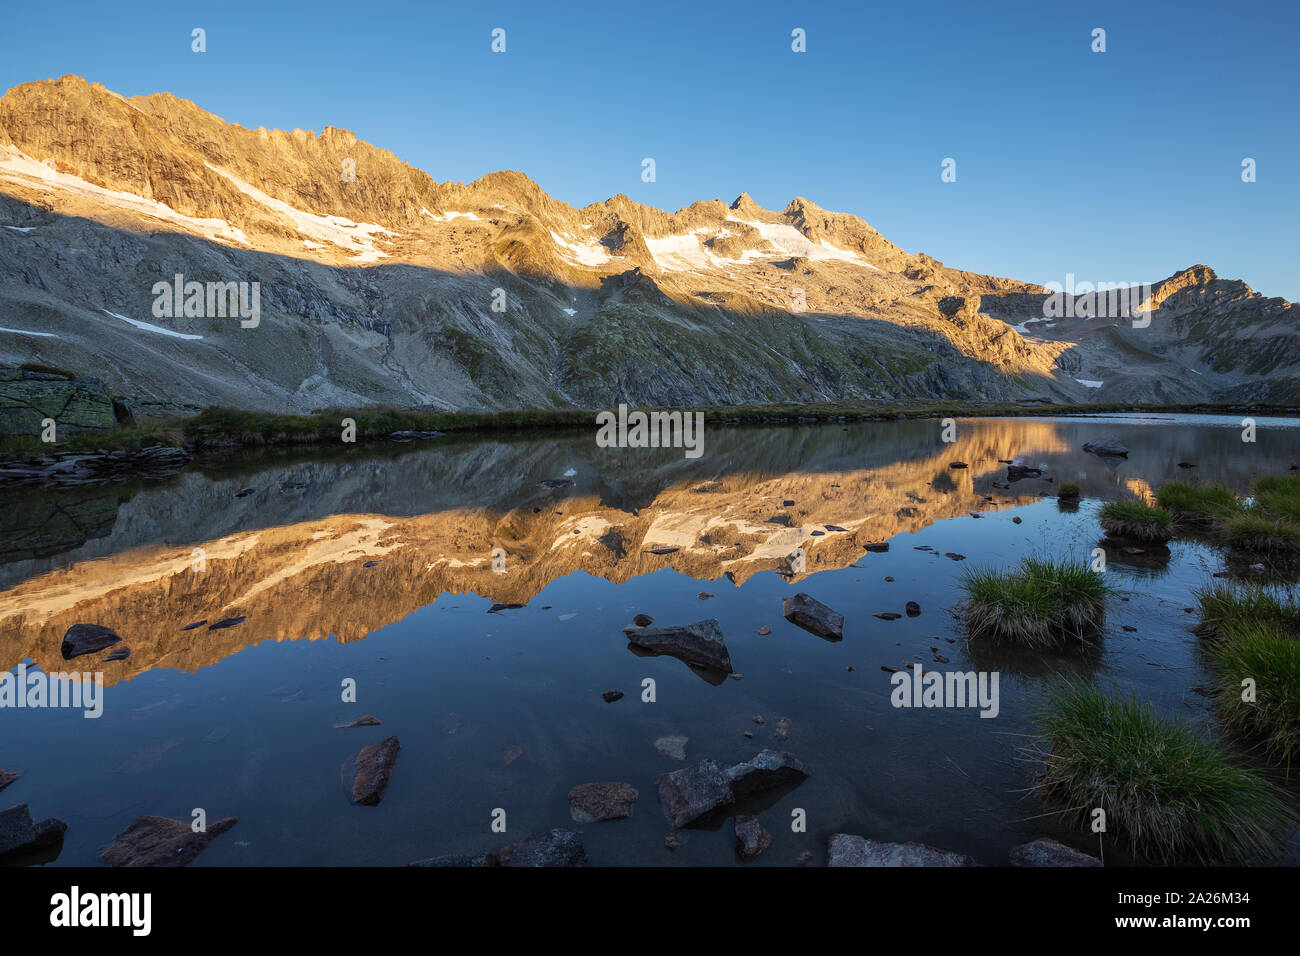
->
[2, 414, 1299, 866]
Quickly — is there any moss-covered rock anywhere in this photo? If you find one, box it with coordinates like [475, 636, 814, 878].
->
[0, 368, 117, 436]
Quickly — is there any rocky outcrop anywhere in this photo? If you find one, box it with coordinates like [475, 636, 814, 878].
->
[0, 368, 117, 436]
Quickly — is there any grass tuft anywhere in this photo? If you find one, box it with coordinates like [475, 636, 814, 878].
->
[1155, 481, 1239, 526]
[1100, 500, 1174, 543]
[1033, 684, 1295, 864]
[1204, 620, 1300, 770]
[961, 557, 1111, 647]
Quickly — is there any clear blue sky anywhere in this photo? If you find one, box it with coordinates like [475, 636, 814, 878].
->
[3, 0, 1297, 299]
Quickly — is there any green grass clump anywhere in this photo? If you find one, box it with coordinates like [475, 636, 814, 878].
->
[1033, 684, 1295, 864]
[1058, 482, 1080, 499]
[1254, 474, 1300, 523]
[1194, 583, 1300, 639]
[1099, 500, 1174, 543]
[1155, 481, 1239, 525]
[1205, 621, 1300, 770]
[961, 557, 1111, 646]
[1218, 511, 1300, 556]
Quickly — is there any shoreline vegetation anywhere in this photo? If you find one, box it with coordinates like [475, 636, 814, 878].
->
[2, 399, 1298, 463]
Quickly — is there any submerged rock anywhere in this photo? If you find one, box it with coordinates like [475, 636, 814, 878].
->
[103, 645, 131, 662]
[633, 613, 654, 627]
[568, 781, 639, 823]
[101, 814, 235, 867]
[827, 834, 976, 867]
[654, 735, 688, 761]
[1010, 838, 1101, 867]
[335, 715, 382, 728]
[905, 601, 922, 617]
[497, 828, 586, 867]
[351, 736, 400, 805]
[735, 815, 771, 861]
[0, 804, 67, 862]
[624, 619, 732, 673]
[601, 689, 624, 703]
[61, 623, 121, 660]
[782, 593, 844, 641]
[1082, 436, 1129, 458]
[0, 769, 18, 792]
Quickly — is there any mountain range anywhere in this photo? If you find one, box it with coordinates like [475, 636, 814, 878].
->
[1, 75, 1296, 419]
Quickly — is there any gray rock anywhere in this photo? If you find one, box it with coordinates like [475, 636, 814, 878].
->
[827, 834, 976, 867]
[100, 814, 236, 867]
[497, 829, 586, 867]
[351, 736, 400, 805]
[0, 804, 67, 861]
[406, 852, 498, 867]
[725, 750, 810, 799]
[624, 619, 732, 673]
[1009, 838, 1102, 867]
[782, 593, 844, 641]
[0, 369, 116, 436]
[657, 759, 734, 827]
[568, 781, 639, 823]
[735, 815, 771, 861]
[1082, 436, 1129, 458]
[61, 623, 121, 660]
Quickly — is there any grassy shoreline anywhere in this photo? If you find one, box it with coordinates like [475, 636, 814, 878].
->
[2, 399, 1298, 461]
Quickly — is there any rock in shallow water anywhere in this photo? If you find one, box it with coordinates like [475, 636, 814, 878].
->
[782, 593, 844, 641]
[1009, 838, 1101, 867]
[1082, 436, 1129, 458]
[100, 814, 235, 867]
[568, 781, 639, 823]
[0, 804, 67, 862]
[827, 834, 976, 867]
[497, 828, 586, 867]
[735, 815, 771, 861]
[624, 619, 732, 673]
[61, 623, 121, 660]
[654, 735, 688, 761]
[406, 852, 498, 867]
[658, 751, 810, 827]
[657, 759, 734, 828]
[351, 736, 400, 805]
